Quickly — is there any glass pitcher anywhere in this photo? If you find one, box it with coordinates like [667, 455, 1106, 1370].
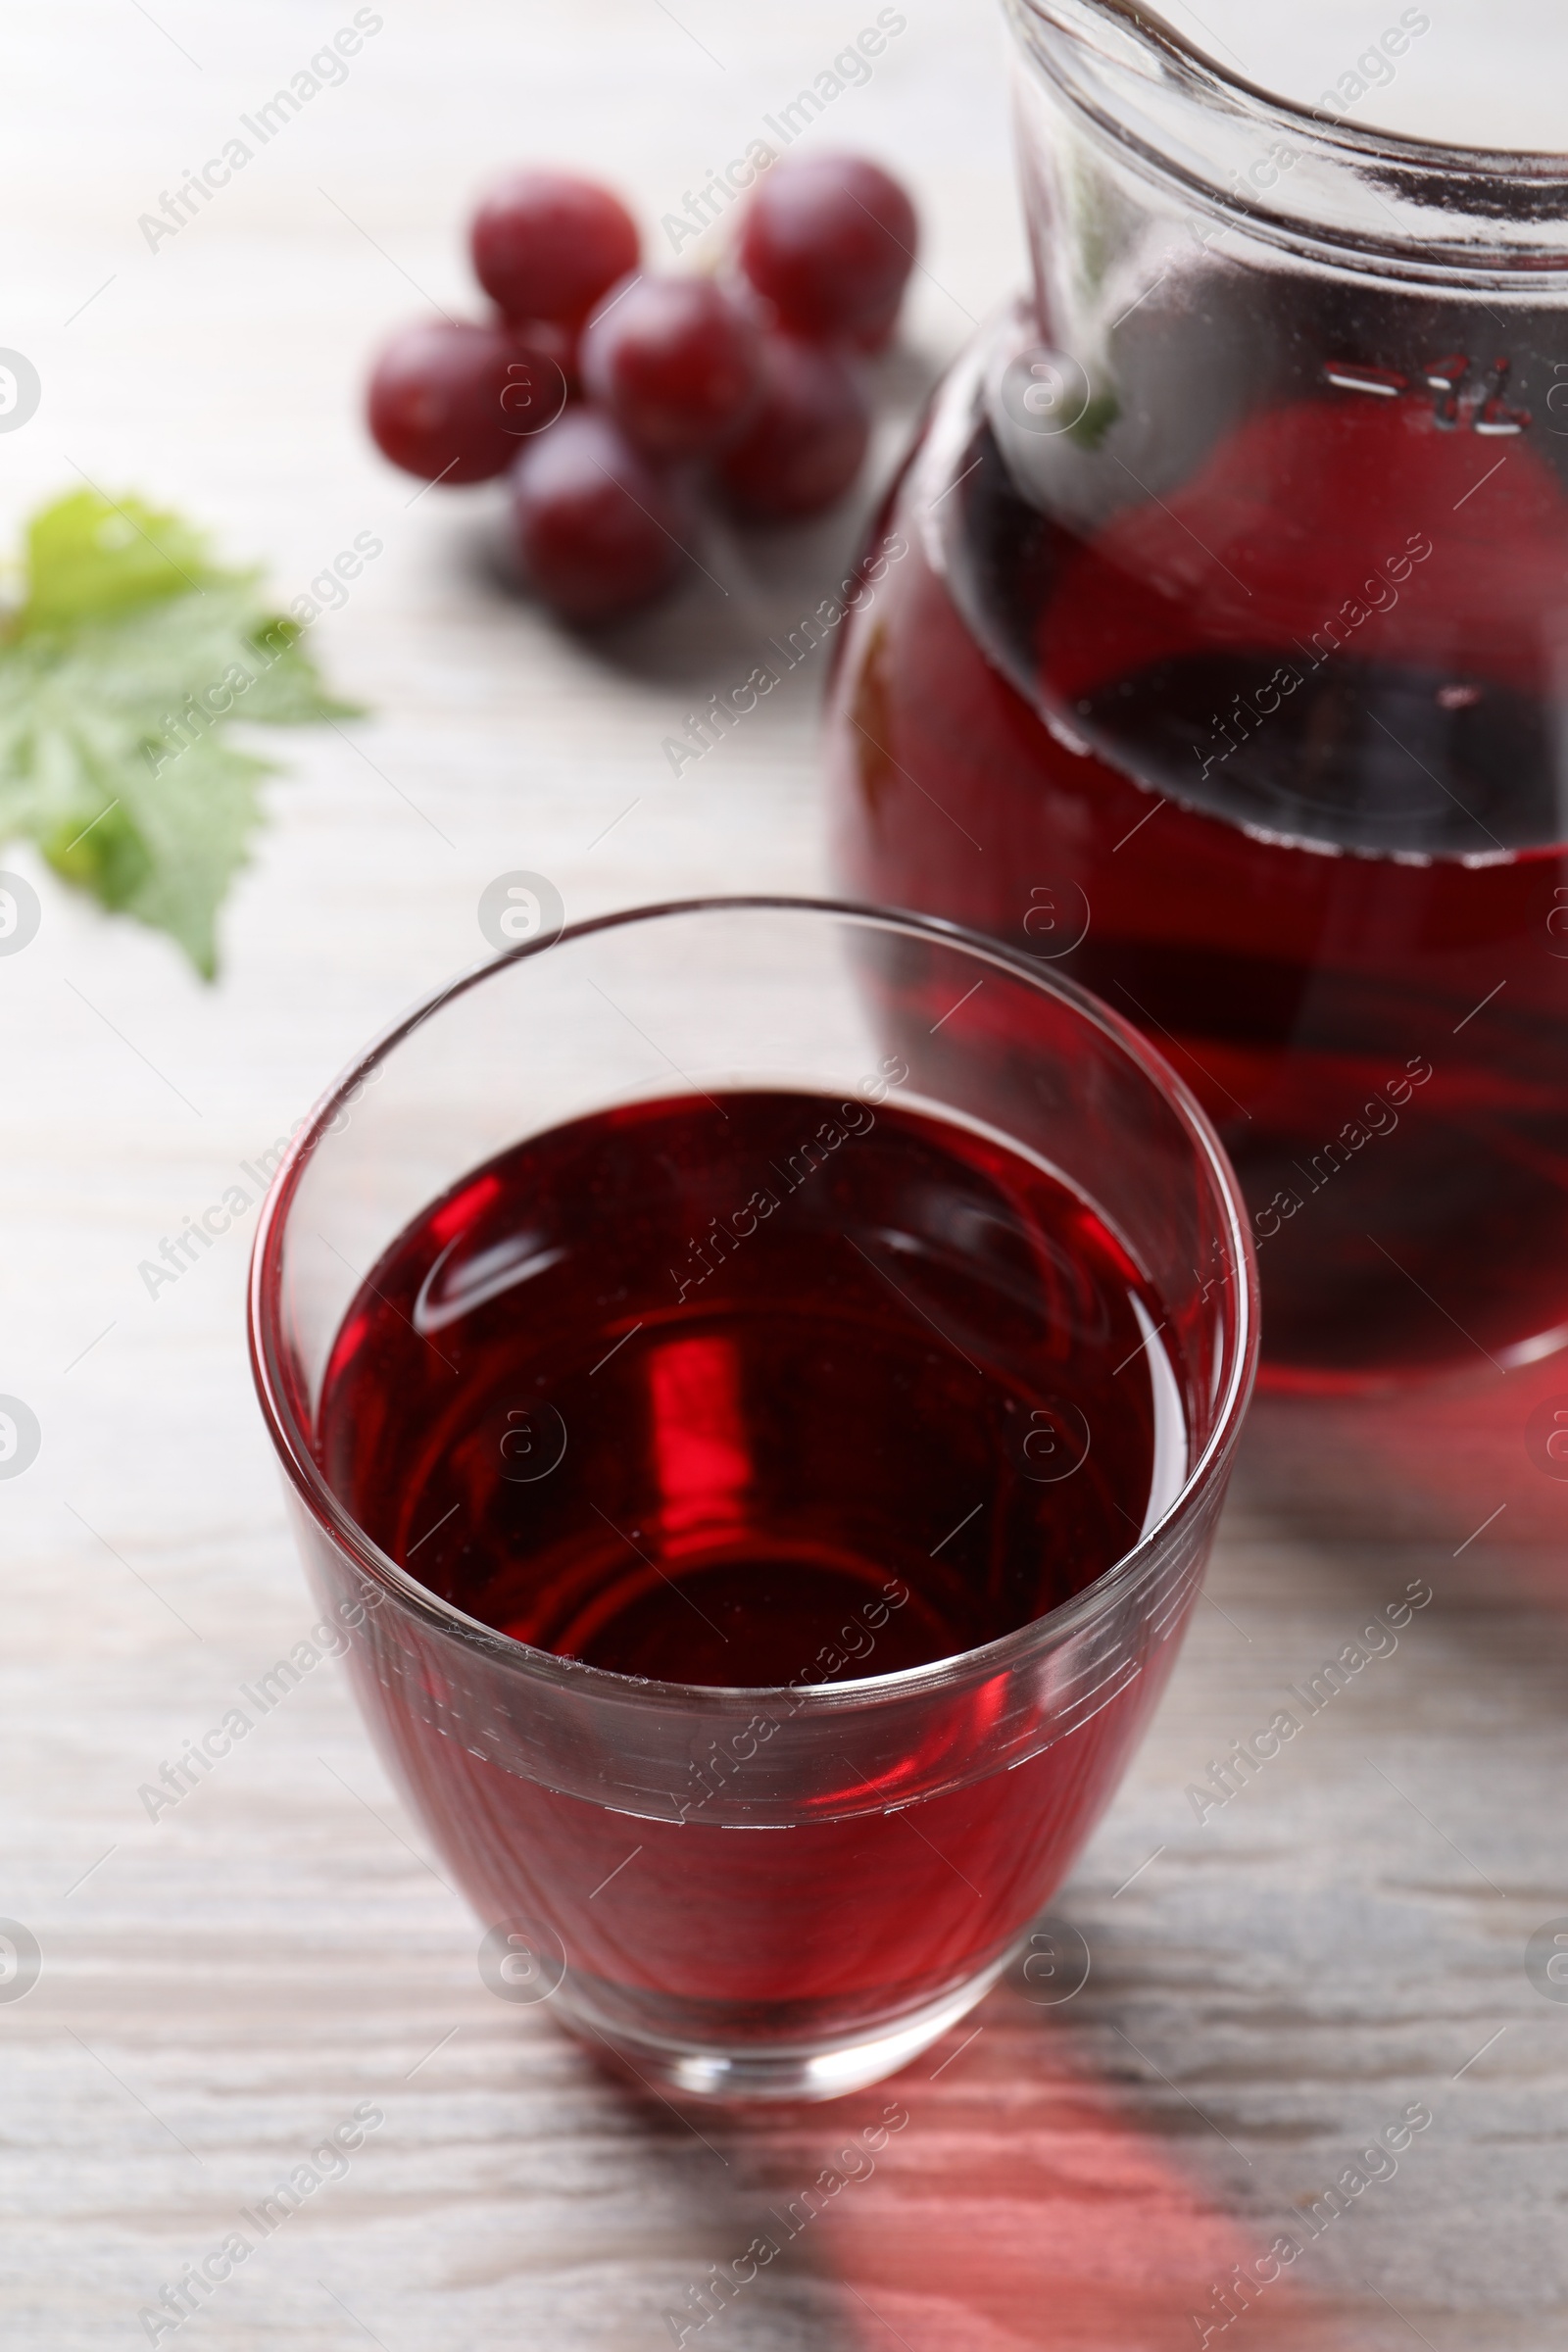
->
[827, 0, 1568, 1388]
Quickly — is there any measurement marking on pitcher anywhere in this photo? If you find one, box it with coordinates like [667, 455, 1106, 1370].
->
[1325, 363, 1404, 397]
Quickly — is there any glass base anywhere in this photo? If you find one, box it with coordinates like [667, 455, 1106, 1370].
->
[557, 1957, 1014, 2104]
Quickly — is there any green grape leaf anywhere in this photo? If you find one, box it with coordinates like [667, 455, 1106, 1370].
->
[0, 488, 359, 976]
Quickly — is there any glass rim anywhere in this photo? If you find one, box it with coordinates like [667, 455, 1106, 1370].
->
[1009, 0, 1568, 275]
[247, 894, 1260, 1714]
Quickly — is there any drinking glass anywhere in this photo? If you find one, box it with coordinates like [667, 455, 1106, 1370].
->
[249, 900, 1256, 2100]
[827, 0, 1568, 1387]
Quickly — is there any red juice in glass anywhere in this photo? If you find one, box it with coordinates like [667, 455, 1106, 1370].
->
[316, 1090, 1186, 2045]
[251, 903, 1256, 2098]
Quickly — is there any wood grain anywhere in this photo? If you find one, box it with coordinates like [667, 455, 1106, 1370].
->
[0, 5, 1563, 2347]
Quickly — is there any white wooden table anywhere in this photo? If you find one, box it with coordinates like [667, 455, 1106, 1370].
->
[3, 5, 1565, 2346]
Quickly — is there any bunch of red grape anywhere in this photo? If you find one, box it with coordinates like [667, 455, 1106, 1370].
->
[366, 156, 917, 622]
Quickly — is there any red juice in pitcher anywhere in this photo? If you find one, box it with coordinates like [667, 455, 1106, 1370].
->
[828, 4, 1568, 1386]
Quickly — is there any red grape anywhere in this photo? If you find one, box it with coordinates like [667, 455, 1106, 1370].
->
[738, 154, 917, 342]
[367, 319, 566, 484]
[715, 334, 870, 521]
[511, 410, 687, 621]
[850, 287, 904, 355]
[580, 275, 761, 460]
[471, 170, 640, 326]
[516, 314, 581, 392]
